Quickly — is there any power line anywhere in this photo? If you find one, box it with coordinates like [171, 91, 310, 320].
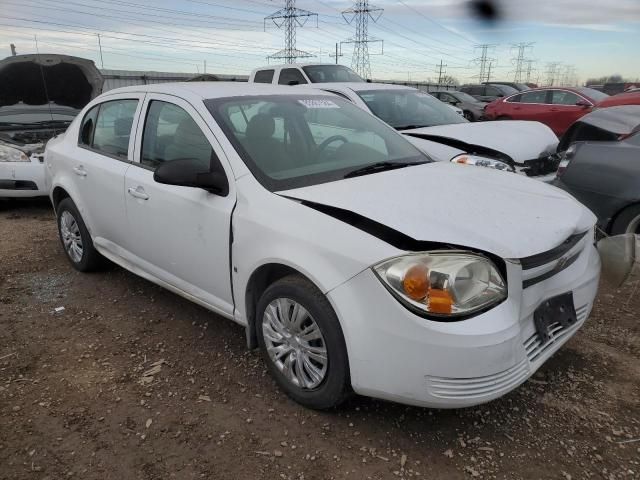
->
[341, 0, 383, 79]
[264, 0, 318, 63]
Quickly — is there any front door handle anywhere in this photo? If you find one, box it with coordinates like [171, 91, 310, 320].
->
[73, 166, 87, 177]
[127, 186, 149, 200]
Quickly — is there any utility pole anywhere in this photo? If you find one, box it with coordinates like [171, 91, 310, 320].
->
[329, 42, 344, 64]
[510, 42, 534, 83]
[10, 43, 17, 56]
[341, 0, 384, 80]
[96, 34, 104, 69]
[204, 60, 207, 74]
[487, 61, 493, 83]
[437, 60, 447, 85]
[264, 0, 318, 64]
[473, 44, 497, 83]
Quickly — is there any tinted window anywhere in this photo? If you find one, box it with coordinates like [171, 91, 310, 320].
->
[521, 91, 548, 104]
[466, 85, 484, 96]
[439, 93, 457, 103]
[494, 85, 519, 96]
[506, 94, 522, 103]
[141, 101, 218, 172]
[92, 99, 138, 158]
[485, 86, 502, 97]
[207, 95, 427, 191]
[278, 68, 308, 85]
[79, 105, 99, 146]
[551, 91, 580, 105]
[253, 70, 274, 83]
[302, 65, 364, 83]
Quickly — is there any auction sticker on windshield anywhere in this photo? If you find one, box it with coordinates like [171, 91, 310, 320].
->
[298, 99, 340, 109]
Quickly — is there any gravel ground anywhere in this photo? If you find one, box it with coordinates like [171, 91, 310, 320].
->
[0, 198, 639, 480]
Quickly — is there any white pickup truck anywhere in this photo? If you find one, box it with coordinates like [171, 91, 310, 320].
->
[249, 63, 365, 85]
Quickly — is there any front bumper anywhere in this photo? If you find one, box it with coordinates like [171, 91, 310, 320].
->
[0, 157, 47, 197]
[327, 242, 600, 408]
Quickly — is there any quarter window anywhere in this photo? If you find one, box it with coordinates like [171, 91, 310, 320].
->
[551, 91, 580, 105]
[91, 99, 138, 158]
[278, 68, 308, 86]
[253, 69, 274, 83]
[79, 104, 99, 146]
[141, 100, 220, 172]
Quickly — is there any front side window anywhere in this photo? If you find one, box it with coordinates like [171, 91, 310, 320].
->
[253, 69, 274, 83]
[91, 99, 138, 158]
[278, 69, 308, 86]
[207, 95, 429, 191]
[356, 89, 467, 130]
[78, 104, 99, 146]
[551, 90, 580, 106]
[302, 65, 364, 83]
[141, 100, 219, 172]
[520, 90, 549, 104]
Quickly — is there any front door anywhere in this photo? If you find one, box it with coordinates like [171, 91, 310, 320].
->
[124, 95, 236, 316]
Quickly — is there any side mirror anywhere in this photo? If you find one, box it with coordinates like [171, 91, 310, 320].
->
[576, 100, 591, 108]
[154, 158, 229, 196]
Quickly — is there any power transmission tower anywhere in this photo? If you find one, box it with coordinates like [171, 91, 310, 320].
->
[473, 44, 497, 83]
[264, 0, 318, 64]
[487, 61, 493, 83]
[525, 59, 536, 84]
[341, 0, 384, 80]
[436, 60, 447, 85]
[510, 42, 534, 83]
[545, 62, 562, 86]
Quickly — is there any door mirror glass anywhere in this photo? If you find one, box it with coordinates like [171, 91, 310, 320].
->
[154, 158, 229, 196]
[576, 99, 591, 108]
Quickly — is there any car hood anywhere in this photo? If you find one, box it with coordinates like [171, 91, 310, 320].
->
[401, 121, 558, 162]
[278, 162, 594, 260]
[0, 54, 103, 109]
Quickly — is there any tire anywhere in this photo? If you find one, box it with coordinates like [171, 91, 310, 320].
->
[611, 204, 640, 235]
[256, 275, 351, 410]
[463, 110, 474, 121]
[56, 197, 104, 272]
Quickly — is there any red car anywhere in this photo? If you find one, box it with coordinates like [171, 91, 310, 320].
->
[596, 91, 640, 108]
[484, 87, 609, 137]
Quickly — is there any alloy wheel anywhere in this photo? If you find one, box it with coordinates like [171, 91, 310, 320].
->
[262, 298, 328, 390]
[60, 210, 84, 263]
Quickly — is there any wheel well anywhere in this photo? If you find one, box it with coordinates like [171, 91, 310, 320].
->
[244, 263, 306, 349]
[52, 187, 70, 211]
[608, 201, 640, 234]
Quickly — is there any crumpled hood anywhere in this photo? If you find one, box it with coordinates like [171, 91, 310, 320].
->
[0, 54, 103, 109]
[279, 162, 595, 259]
[402, 120, 559, 162]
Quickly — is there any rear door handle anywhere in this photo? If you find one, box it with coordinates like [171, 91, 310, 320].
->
[73, 166, 87, 177]
[127, 186, 149, 200]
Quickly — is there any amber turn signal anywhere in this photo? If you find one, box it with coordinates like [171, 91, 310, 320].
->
[402, 263, 429, 301]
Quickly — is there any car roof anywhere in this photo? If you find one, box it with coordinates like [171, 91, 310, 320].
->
[299, 82, 415, 92]
[100, 82, 329, 100]
[577, 105, 640, 135]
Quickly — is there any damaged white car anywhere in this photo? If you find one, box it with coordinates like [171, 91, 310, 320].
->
[300, 82, 561, 181]
[47, 83, 600, 410]
[0, 54, 103, 197]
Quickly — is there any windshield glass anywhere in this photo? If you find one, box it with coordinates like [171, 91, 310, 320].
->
[450, 91, 480, 103]
[206, 95, 429, 191]
[302, 65, 364, 83]
[577, 87, 610, 102]
[356, 89, 467, 129]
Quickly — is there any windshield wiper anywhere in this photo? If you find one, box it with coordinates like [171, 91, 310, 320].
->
[344, 161, 428, 179]
[394, 124, 432, 131]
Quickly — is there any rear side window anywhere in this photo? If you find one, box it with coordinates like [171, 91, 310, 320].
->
[91, 99, 138, 158]
[254, 69, 274, 83]
[551, 91, 580, 105]
[521, 91, 548, 104]
[278, 68, 308, 86]
[485, 86, 501, 96]
[141, 100, 221, 173]
[78, 105, 99, 146]
[465, 86, 484, 96]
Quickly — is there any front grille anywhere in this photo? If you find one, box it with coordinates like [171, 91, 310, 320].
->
[523, 304, 589, 363]
[426, 359, 530, 400]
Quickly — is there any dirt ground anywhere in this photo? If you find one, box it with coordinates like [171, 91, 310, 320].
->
[0, 198, 638, 480]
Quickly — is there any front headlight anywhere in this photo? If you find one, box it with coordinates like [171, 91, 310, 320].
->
[451, 154, 514, 172]
[0, 144, 29, 162]
[373, 252, 507, 319]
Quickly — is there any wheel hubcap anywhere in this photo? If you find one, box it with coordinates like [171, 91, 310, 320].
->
[60, 211, 83, 263]
[262, 298, 328, 390]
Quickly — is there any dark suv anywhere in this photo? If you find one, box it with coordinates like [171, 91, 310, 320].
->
[460, 84, 519, 103]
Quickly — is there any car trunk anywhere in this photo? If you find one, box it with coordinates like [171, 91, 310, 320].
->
[0, 54, 103, 109]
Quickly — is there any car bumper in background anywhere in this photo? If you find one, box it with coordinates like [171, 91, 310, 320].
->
[328, 242, 600, 408]
[0, 158, 47, 197]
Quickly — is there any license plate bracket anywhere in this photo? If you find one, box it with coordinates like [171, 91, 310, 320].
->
[533, 292, 577, 344]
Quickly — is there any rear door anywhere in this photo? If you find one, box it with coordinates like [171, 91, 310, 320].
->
[124, 93, 236, 316]
[547, 90, 591, 136]
[74, 93, 144, 249]
[509, 89, 551, 122]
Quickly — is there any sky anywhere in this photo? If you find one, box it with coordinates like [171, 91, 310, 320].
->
[0, 0, 639, 84]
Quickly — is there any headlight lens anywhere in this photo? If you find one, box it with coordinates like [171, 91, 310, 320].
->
[374, 252, 507, 318]
[451, 154, 514, 172]
[0, 144, 29, 162]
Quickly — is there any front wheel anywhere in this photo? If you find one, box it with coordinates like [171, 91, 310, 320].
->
[463, 110, 475, 121]
[56, 198, 104, 272]
[256, 275, 351, 409]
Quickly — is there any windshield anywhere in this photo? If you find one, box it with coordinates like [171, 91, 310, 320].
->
[302, 65, 364, 83]
[576, 87, 610, 102]
[206, 95, 429, 191]
[450, 91, 480, 103]
[0, 106, 78, 126]
[356, 89, 468, 129]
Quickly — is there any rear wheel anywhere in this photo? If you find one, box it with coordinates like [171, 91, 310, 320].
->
[56, 198, 104, 271]
[611, 204, 640, 235]
[463, 110, 474, 121]
[256, 275, 350, 410]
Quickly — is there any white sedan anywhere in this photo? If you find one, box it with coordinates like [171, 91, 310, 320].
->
[45, 83, 600, 409]
[299, 82, 561, 181]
